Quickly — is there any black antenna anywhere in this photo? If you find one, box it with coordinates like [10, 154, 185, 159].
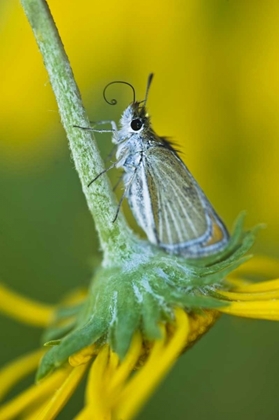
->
[103, 80, 136, 106]
[144, 73, 154, 105]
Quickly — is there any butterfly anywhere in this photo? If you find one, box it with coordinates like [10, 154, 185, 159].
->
[82, 74, 229, 258]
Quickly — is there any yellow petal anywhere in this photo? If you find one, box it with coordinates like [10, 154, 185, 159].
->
[60, 288, 87, 305]
[0, 284, 54, 327]
[218, 300, 279, 320]
[35, 363, 88, 420]
[106, 349, 119, 381]
[75, 333, 142, 420]
[69, 345, 96, 367]
[108, 331, 141, 394]
[0, 349, 45, 402]
[114, 308, 189, 420]
[218, 288, 279, 301]
[75, 345, 111, 420]
[0, 366, 71, 420]
[23, 401, 50, 420]
[229, 278, 279, 293]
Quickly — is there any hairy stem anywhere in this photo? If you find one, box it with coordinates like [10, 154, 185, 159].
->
[20, 0, 138, 263]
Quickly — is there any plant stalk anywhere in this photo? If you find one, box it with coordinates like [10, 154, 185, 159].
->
[20, 0, 138, 263]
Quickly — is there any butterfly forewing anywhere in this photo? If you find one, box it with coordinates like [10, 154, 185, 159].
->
[127, 145, 228, 257]
[146, 147, 208, 240]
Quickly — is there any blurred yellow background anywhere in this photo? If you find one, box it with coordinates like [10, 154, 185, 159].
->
[1, 1, 279, 419]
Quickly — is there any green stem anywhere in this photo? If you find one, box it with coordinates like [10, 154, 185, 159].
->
[20, 0, 138, 263]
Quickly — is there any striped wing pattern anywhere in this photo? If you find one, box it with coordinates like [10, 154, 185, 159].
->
[127, 146, 229, 257]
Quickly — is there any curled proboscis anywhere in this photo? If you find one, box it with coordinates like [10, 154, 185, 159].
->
[103, 80, 136, 105]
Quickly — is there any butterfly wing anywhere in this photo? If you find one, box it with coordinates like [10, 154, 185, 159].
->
[128, 146, 229, 258]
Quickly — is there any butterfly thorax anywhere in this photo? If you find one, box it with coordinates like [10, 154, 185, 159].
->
[115, 102, 170, 171]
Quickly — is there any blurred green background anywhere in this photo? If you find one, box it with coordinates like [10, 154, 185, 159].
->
[1, 1, 279, 419]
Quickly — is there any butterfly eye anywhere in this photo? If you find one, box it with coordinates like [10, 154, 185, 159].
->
[131, 118, 143, 131]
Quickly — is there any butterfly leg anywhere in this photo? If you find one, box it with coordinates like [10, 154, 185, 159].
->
[73, 120, 117, 134]
[112, 154, 143, 222]
[112, 171, 136, 223]
[87, 162, 117, 187]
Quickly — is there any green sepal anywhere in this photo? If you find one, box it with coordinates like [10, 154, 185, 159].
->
[41, 298, 87, 346]
[43, 340, 61, 346]
[141, 293, 163, 340]
[109, 294, 140, 357]
[53, 302, 85, 321]
[41, 321, 77, 344]
[37, 319, 105, 380]
[37, 214, 259, 379]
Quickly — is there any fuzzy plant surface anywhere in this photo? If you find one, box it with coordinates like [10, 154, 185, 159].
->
[19, 0, 259, 382]
[38, 213, 258, 379]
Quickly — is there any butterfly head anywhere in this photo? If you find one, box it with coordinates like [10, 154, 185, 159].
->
[103, 74, 154, 138]
[120, 102, 151, 136]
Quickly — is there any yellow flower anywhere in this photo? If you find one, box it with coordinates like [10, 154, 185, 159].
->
[2, 3, 279, 419]
[0, 255, 279, 420]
